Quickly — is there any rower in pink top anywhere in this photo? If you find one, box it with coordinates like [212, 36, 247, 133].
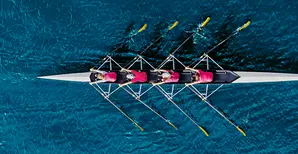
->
[185, 67, 213, 85]
[120, 69, 147, 86]
[89, 68, 117, 84]
[153, 69, 180, 85]
[130, 70, 147, 83]
[197, 69, 213, 82]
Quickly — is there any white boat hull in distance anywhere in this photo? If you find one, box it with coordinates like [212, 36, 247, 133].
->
[37, 71, 298, 83]
[233, 71, 298, 83]
[38, 72, 90, 82]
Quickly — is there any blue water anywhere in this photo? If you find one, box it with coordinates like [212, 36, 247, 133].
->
[1, 0, 298, 153]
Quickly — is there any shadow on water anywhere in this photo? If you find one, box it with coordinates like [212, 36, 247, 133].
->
[40, 18, 298, 76]
[142, 22, 167, 59]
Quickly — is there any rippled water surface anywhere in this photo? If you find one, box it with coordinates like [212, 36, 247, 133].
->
[1, 0, 298, 153]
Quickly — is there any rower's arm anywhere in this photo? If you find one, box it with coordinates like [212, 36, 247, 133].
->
[121, 68, 132, 72]
[185, 67, 198, 72]
[89, 79, 106, 85]
[185, 81, 201, 86]
[152, 81, 165, 86]
[90, 68, 106, 74]
[153, 69, 168, 72]
[119, 81, 132, 87]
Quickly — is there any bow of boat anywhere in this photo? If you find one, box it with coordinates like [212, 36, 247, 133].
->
[233, 71, 298, 83]
[37, 72, 90, 82]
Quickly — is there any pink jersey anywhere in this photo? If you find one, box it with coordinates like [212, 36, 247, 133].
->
[197, 70, 213, 82]
[131, 70, 147, 83]
[164, 71, 180, 83]
[104, 72, 117, 82]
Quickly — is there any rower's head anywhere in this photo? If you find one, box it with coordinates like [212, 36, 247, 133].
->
[195, 73, 200, 81]
[162, 72, 171, 79]
[126, 73, 135, 80]
[96, 73, 104, 80]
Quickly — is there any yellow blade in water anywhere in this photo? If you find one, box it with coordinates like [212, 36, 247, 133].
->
[138, 24, 148, 33]
[236, 126, 246, 136]
[134, 123, 144, 132]
[168, 21, 179, 30]
[239, 21, 251, 31]
[200, 17, 211, 28]
[199, 126, 209, 136]
[168, 121, 178, 130]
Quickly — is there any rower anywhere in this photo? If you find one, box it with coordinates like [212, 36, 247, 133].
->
[153, 69, 180, 85]
[89, 68, 117, 84]
[119, 68, 147, 86]
[185, 67, 213, 86]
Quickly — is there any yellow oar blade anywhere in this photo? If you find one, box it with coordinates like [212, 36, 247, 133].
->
[199, 126, 209, 136]
[239, 21, 250, 31]
[168, 21, 179, 30]
[236, 126, 246, 136]
[138, 24, 147, 33]
[200, 17, 211, 28]
[168, 121, 178, 130]
[134, 123, 144, 132]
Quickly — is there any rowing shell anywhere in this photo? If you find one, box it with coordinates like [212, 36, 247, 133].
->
[37, 71, 298, 83]
[38, 18, 298, 136]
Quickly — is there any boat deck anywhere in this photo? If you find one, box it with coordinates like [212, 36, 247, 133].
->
[89, 70, 240, 84]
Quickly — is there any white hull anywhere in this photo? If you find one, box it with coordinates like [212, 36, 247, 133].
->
[38, 72, 91, 82]
[233, 71, 298, 83]
[38, 71, 298, 83]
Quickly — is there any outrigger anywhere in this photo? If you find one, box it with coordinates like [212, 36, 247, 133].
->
[38, 17, 298, 136]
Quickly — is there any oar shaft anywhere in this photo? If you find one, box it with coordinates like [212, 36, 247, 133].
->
[94, 24, 148, 68]
[204, 32, 237, 55]
[113, 24, 148, 54]
[190, 21, 251, 66]
[171, 33, 195, 55]
[139, 35, 163, 55]
[125, 21, 179, 68]
[188, 85, 246, 136]
[121, 87, 167, 120]
[158, 17, 210, 68]
[188, 85, 235, 126]
[90, 84, 144, 132]
[121, 86, 178, 130]
[189, 32, 237, 67]
[155, 86, 208, 136]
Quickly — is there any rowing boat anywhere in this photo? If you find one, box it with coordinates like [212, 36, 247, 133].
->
[38, 17, 298, 136]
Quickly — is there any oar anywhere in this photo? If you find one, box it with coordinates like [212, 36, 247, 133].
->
[187, 85, 246, 136]
[204, 20, 250, 56]
[155, 85, 209, 136]
[92, 23, 148, 70]
[171, 17, 211, 55]
[112, 23, 148, 53]
[121, 86, 178, 130]
[189, 21, 251, 66]
[124, 21, 179, 68]
[157, 17, 211, 69]
[139, 21, 178, 56]
[90, 84, 144, 132]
